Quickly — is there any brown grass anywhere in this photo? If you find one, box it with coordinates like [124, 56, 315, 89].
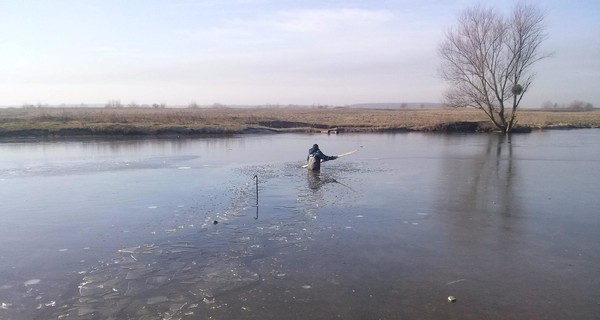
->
[1, 107, 599, 137]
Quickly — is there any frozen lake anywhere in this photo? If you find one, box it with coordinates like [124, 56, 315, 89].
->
[0, 130, 599, 319]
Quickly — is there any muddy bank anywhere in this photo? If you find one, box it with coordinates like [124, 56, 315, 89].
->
[0, 123, 567, 138]
[0, 126, 240, 138]
[1, 107, 598, 138]
[0, 121, 552, 138]
[0, 120, 569, 139]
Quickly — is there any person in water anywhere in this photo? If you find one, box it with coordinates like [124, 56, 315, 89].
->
[307, 144, 337, 171]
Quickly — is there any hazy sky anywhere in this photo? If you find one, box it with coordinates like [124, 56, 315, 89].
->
[1, 0, 598, 107]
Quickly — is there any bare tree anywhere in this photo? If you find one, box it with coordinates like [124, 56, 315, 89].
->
[439, 2, 548, 133]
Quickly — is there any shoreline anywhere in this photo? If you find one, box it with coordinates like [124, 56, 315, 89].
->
[1, 107, 599, 139]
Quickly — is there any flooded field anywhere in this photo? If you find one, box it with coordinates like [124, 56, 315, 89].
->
[0, 130, 599, 319]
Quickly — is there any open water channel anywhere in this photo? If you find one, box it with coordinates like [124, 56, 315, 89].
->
[0, 130, 599, 320]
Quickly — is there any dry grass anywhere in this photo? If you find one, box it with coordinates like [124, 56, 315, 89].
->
[1, 107, 599, 137]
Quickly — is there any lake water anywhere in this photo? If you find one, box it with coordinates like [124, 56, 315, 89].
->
[0, 130, 599, 319]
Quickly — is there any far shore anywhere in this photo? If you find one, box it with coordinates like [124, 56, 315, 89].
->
[1, 107, 599, 139]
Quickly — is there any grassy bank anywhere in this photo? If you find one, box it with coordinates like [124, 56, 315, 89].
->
[1, 107, 599, 138]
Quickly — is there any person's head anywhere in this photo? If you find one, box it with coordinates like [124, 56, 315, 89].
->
[312, 144, 319, 150]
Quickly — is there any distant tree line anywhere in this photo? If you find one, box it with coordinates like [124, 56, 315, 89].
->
[22, 103, 87, 108]
[542, 100, 595, 111]
[22, 103, 50, 108]
[104, 100, 166, 108]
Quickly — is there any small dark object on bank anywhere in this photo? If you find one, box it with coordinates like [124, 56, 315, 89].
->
[213, 220, 218, 225]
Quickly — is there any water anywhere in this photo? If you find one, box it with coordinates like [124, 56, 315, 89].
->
[0, 131, 599, 319]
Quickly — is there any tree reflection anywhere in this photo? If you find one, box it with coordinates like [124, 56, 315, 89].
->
[306, 171, 351, 191]
[438, 134, 518, 218]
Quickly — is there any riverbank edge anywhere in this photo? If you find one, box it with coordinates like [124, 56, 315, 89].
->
[0, 121, 596, 140]
[2, 107, 599, 139]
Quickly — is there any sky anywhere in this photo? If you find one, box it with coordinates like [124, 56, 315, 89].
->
[0, 0, 598, 107]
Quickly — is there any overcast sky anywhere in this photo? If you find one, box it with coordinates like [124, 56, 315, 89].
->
[0, 0, 598, 107]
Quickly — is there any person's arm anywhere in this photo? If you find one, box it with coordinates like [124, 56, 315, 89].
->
[319, 150, 337, 161]
[317, 150, 327, 160]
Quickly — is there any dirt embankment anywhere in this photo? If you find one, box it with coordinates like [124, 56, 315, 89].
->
[1, 107, 598, 138]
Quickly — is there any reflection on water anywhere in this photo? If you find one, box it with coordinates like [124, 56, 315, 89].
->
[306, 170, 354, 191]
[0, 131, 599, 319]
[438, 134, 517, 217]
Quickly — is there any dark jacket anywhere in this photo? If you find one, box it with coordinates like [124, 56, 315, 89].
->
[307, 146, 335, 162]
